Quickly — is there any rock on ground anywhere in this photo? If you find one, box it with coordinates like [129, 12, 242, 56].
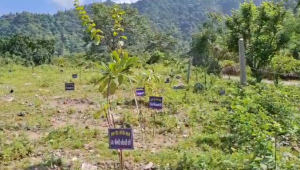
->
[143, 162, 156, 170]
[81, 163, 97, 170]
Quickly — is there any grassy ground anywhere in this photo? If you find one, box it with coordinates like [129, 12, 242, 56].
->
[0, 64, 191, 169]
[0, 64, 300, 169]
[222, 75, 300, 86]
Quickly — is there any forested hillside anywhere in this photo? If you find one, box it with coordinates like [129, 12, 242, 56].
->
[1, 0, 295, 55]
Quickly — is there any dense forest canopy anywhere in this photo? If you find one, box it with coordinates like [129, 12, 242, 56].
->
[0, 0, 300, 77]
[2, 0, 297, 55]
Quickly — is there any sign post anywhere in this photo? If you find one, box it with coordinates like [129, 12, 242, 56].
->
[108, 128, 134, 150]
[136, 87, 146, 97]
[65, 83, 75, 91]
[136, 87, 146, 142]
[108, 128, 134, 170]
[72, 74, 78, 79]
[149, 96, 163, 137]
[149, 96, 163, 110]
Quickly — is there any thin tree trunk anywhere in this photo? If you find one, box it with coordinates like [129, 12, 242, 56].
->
[106, 76, 113, 127]
[129, 78, 139, 112]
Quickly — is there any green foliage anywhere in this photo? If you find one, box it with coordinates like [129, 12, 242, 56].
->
[74, 0, 103, 45]
[0, 11, 85, 54]
[135, 67, 162, 96]
[225, 1, 290, 81]
[0, 34, 55, 66]
[0, 0, 278, 55]
[193, 83, 205, 93]
[45, 126, 99, 149]
[270, 55, 300, 73]
[96, 50, 139, 97]
[0, 133, 33, 164]
[190, 13, 224, 66]
[146, 51, 165, 65]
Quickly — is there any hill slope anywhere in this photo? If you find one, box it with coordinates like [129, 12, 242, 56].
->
[0, 0, 292, 54]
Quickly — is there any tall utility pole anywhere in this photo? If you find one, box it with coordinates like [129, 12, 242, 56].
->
[239, 38, 247, 85]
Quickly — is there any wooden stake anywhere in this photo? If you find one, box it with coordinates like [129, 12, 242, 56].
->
[120, 149, 124, 170]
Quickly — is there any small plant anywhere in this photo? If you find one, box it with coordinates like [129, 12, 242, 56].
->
[45, 126, 99, 149]
[0, 133, 33, 164]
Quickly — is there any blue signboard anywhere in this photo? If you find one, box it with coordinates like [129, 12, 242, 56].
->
[65, 83, 75, 91]
[149, 96, 163, 110]
[136, 87, 145, 96]
[108, 128, 134, 150]
[72, 74, 78, 78]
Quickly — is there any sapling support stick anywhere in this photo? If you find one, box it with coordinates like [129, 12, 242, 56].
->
[275, 135, 277, 170]
[120, 149, 124, 170]
[129, 78, 139, 113]
[204, 69, 207, 86]
[80, 66, 82, 84]
[107, 76, 113, 127]
[139, 97, 145, 144]
[152, 110, 156, 137]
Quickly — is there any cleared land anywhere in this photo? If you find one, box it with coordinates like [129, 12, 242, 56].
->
[1, 65, 300, 169]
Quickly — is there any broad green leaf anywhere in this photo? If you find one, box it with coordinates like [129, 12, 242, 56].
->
[95, 35, 101, 45]
[118, 11, 125, 15]
[117, 28, 125, 32]
[126, 57, 138, 67]
[93, 75, 107, 87]
[102, 79, 118, 96]
[112, 14, 117, 18]
[99, 77, 109, 93]
[127, 76, 137, 83]
[94, 103, 110, 119]
[120, 36, 127, 40]
[118, 75, 124, 85]
[109, 79, 118, 95]
[119, 57, 127, 68]
[101, 62, 109, 69]
[113, 32, 118, 36]
[79, 11, 86, 15]
[109, 63, 116, 72]
[111, 51, 120, 62]
[93, 110, 102, 119]
[123, 51, 129, 59]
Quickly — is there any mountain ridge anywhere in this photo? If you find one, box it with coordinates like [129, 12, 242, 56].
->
[0, 0, 295, 54]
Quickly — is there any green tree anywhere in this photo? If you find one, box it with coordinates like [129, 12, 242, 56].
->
[75, 1, 142, 168]
[0, 34, 55, 66]
[189, 12, 228, 77]
[225, 1, 290, 82]
[83, 3, 153, 59]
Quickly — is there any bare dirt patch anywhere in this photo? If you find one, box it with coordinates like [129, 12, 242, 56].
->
[49, 97, 99, 113]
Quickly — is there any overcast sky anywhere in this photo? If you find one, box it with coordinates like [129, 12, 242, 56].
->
[0, 0, 139, 15]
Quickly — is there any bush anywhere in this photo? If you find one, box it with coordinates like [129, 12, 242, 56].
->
[146, 51, 165, 64]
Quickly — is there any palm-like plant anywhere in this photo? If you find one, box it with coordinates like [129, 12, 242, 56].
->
[95, 50, 139, 127]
